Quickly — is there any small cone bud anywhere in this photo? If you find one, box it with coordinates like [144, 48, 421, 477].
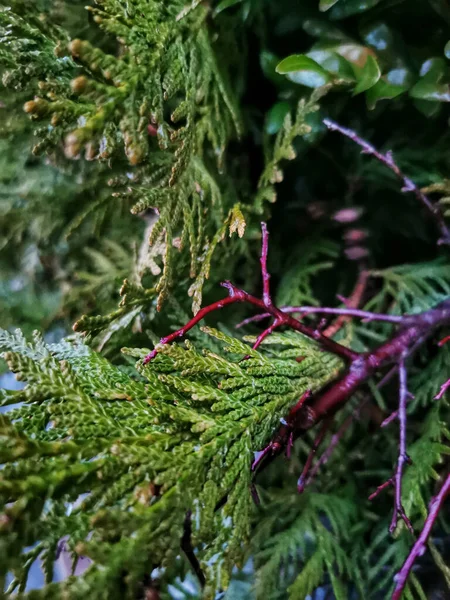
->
[71, 76, 88, 94]
[69, 39, 83, 57]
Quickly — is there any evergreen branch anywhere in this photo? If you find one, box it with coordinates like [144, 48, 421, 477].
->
[324, 118, 450, 246]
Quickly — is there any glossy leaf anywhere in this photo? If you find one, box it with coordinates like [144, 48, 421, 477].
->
[410, 57, 450, 102]
[276, 55, 331, 88]
[353, 54, 381, 94]
[307, 49, 355, 81]
[366, 77, 408, 109]
[409, 81, 450, 102]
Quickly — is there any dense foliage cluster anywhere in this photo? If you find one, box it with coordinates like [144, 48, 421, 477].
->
[1, 1, 450, 599]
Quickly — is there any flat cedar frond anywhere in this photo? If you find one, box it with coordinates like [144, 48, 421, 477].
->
[367, 259, 450, 315]
[0, 327, 344, 598]
[0, 0, 246, 310]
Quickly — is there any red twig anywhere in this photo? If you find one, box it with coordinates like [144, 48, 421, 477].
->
[236, 305, 403, 329]
[369, 360, 414, 532]
[369, 478, 394, 502]
[438, 334, 450, 347]
[260, 222, 272, 307]
[324, 118, 450, 246]
[324, 270, 369, 337]
[435, 378, 450, 401]
[251, 318, 282, 351]
[144, 224, 358, 364]
[297, 417, 332, 493]
[278, 305, 402, 324]
[381, 390, 415, 428]
[389, 358, 413, 534]
[392, 473, 450, 600]
[251, 390, 312, 473]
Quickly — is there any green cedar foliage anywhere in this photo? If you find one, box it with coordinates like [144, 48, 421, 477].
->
[1, 0, 450, 599]
[0, 327, 343, 598]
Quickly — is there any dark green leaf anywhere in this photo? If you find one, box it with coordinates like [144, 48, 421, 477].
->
[276, 55, 331, 88]
[308, 49, 355, 81]
[352, 54, 381, 94]
[410, 57, 450, 101]
[366, 77, 408, 109]
[409, 81, 450, 102]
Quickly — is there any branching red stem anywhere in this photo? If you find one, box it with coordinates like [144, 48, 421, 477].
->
[392, 473, 450, 600]
[324, 118, 450, 246]
[144, 224, 358, 364]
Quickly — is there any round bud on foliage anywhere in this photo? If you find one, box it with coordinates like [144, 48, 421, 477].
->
[23, 100, 37, 114]
[23, 98, 48, 117]
[69, 39, 84, 58]
[71, 76, 88, 94]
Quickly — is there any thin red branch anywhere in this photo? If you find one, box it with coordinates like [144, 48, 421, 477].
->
[144, 225, 358, 364]
[324, 118, 450, 246]
[236, 304, 403, 328]
[369, 478, 394, 502]
[435, 378, 450, 401]
[297, 417, 332, 493]
[389, 358, 413, 534]
[251, 390, 312, 473]
[392, 473, 450, 600]
[438, 334, 450, 347]
[260, 222, 272, 307]
[324, 270, 369, 337]
[280, 305, 402, 324]
[381, 390, 414, 428]
[251, 318, 282, 351]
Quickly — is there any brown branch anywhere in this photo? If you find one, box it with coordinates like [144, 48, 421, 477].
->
[392, 473, 450, 600]
[323, 118, 450, 246]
